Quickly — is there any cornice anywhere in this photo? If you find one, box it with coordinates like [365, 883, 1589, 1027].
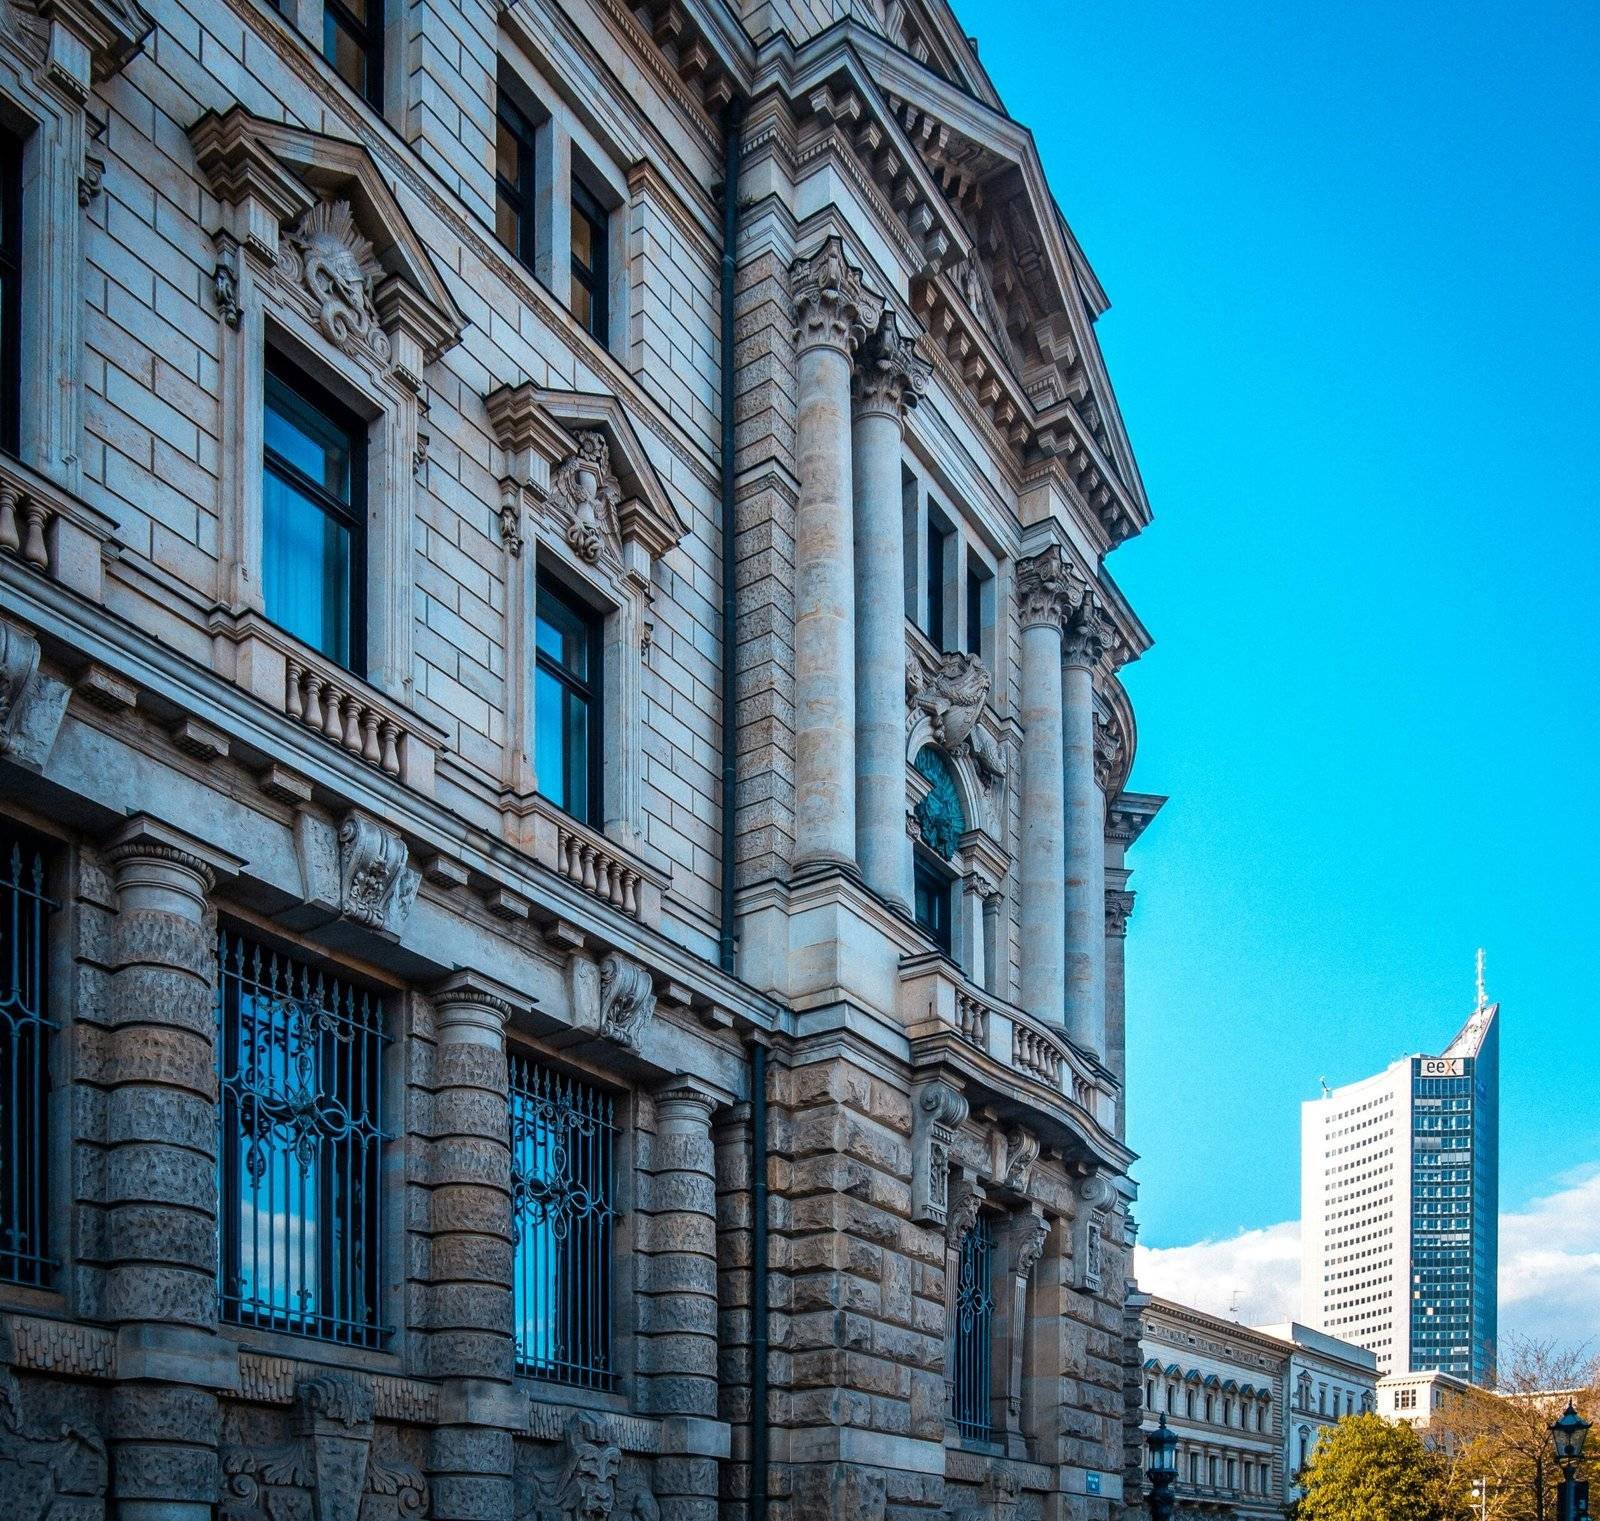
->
[1143, 1298, 1298, 1361]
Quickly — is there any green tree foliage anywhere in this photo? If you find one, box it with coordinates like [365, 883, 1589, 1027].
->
[1296, 1413, 1469, 1521]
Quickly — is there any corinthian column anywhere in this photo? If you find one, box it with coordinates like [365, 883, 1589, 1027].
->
[1063, 596, 1111, 1056]
[1016, 547, 1079, 1024]
[852, 311, 929, 907]
[790, 238, 872, 871]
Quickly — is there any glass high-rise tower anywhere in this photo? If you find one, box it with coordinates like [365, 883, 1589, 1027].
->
[1300, 963, 1499, 1384]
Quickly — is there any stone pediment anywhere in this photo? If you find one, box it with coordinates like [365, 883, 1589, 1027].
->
[188, 107, 466, 369]
[485, 384, 688, 566]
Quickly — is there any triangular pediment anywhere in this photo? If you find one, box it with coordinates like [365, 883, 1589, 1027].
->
[189, 107, 465, 363]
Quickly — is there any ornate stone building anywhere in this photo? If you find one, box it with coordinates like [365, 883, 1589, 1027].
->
[0, 0, 1163, 1519]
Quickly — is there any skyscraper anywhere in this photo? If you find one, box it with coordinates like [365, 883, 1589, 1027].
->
[1300, 959, 1499, 1383]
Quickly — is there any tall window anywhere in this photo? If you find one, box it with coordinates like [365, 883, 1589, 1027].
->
[0, 827, 51, 1287]
[263, 362, 366, 673]
[495, 93, 539, 269]
[509, 1054, 617, 1388]
[950, 1211, 996, 1443]
[965, 562, 988, 658]
[0, 130, 21, 458]
[217, 929, 387, 1347]
[912, 747, 963, 954]
[569, 179, 608, 341]
[324, 0, 384, 107]
[535, 573, 602, 826]
[924, 512, 950, 645]
[913, 857, 952, 954]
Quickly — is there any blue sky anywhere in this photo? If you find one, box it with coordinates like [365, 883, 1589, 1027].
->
[973, 0, 1600, 1329]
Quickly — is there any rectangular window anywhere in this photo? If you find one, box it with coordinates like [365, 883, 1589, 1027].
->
[965, 563, 986, 657]
[535, 573, 602, 826]
[509, 1054, 617, 1388]
[924, 512, 950, 645]
[0, 130, 21, 457]
[324, 0, 384, 108]
[217, 929, 387, 1347]
[950, 1211, 996, 1443]
[570, 179, 608, 342]
[262, 362, 366, 673]
[495, 93, 539, 270]
[0, 827, 52, 1287]
[913, 855, 953, 955]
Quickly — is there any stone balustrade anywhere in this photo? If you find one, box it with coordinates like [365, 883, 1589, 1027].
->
[0, 481, 49, 569]
[286, 657, 406, 776]
[526, 801, 666, 929]
[954, 986, 990, 1047]
[0, 456, 118, 601]
[1012, 1019, 1063, 1086]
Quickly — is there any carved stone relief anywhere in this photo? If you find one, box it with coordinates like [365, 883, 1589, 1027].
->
[567, 949, 656, 1053]
[0, 1364, 106, 1521]
[911, 1079, 969, 1226]
[945, 1172, 984, 1251]
[547, 432, 622, 569]
[1012, 1211, 1049, 1279]
[277, 199, 391, 366]
[0, 619, 70, 772]
[516, 1413, 658, 1521]
[221, 1373, 427, 1521]
[1000, 1127, 1039, 1194]
[907, 649, 1008, 821]
[290, 811, 420, 938]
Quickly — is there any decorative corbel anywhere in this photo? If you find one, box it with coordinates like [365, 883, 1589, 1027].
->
[1000, 1126, 1040, 1194]
[0, 618, 71, 771]
[911, 1078, 969, 1226]
[566, 946, 656, 1053]
[944, 1170, 984, 1252]
[289, 810, 419, 938]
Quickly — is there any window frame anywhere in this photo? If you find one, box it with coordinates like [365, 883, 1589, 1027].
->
[569, 176, 609, 343]
[495, 90, 540, 273]
[950, 1209, 999, 1446]
[323, 0, 385, 109]
[535, 568, 604, 829]
[913, 850, 954, 955]
[262, 355, 369, 676]
[0, 126, 21, 459]
[923, 506, 951, 647]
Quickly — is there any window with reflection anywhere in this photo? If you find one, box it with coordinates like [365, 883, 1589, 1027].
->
[324, 0, 384, 107]
[263, 362, 365, 672]
[912, 747, 963, 953]
[569, 179, 608, 341]
[924, 509, 951, 645]
[496, 92, 539, 269]
[0, 130, 20, 457]
[216, 928, 387, 1347]
[535, 572, 602, 826]
[509, 1054, 617, 1388]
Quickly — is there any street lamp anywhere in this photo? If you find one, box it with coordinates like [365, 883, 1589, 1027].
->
[1146, 1413, 1179, 1521]
[1550, 1402, 1591, 1521]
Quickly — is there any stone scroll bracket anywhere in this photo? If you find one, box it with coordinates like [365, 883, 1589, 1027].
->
[911, 1078, 969, 1227]
[0, 616, 71, 772]
[286, 807, 421, 939]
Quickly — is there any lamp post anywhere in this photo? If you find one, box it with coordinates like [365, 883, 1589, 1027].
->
[1145, 1412, 1179, 1521]
[1551, 1401, 1591, 1521]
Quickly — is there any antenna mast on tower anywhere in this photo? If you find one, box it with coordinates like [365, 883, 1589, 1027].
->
[1475, 948, 1487, 1013]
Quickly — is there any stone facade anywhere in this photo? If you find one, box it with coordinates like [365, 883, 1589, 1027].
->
[0, 2, 1163, 1521]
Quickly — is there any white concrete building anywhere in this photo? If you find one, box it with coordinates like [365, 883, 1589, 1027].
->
[1300, 981, 1499, 1381]
[1255, 1321, 1377, 1495]
[1377, 1369, 1473, 1432]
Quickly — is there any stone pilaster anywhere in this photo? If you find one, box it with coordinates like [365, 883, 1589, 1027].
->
[424, 974, 518, 1521]
[1063, 597, 1111, 1058]
[102, 815, 231, 1521]
[1104, 884, 1134, 1140]
[789, 237, 874, 872]
[1015, 546, 1080, 1025]
[641, 1081, 723, 1521]
[852, 310, 929, 908]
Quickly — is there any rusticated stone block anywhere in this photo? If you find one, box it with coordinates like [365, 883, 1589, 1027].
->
[428, 1232, 513, 1282]
[105, 1202, 216, 1265]
[427, 1333, 515, 1381]
[103, 1263, 217, 1327]
[110, 911, 213, 976]
[105, 1086, 216, 1151]
[105, 1025, 216, 1094]
[105, 964, 215, 1033]
[429, 1088, 514, 1142]
[105, 1143, 215, 1211]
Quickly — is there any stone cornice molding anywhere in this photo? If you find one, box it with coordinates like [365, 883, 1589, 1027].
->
[789, 235, 882, 358]
[853, 308, 931, 418]
[1106, 791, 1166, 849]
[25, 0, 153, 95]
[1014, 544, 1085, 631]
[103, 813, 243, 892]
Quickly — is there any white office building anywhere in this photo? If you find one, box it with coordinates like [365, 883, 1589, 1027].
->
[1255, 1321, 1378, 1495]
[1300, 969, 1499, 1382]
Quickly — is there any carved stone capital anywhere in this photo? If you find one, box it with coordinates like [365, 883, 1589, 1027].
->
[0, 619, 70, 773]
[853, 310, 930, 417]
[790, 236, 877, 357]
[911, 1078, 968, 1227]
[1062, 593, 1112, 668]
[430, 971, 513, 1039]
[1001, 1126, 1040, 1194]
[1015, 544, 1084, 630]
[1105, 889, 1135, 939]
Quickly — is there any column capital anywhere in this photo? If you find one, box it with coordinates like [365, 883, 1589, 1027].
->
[1062, 593, 1113, 668]
[853, 310, 930, 418]
[1105, 889, 1136, 939]
[430, 969, 514, 1038]
[790, 235, 880, 358]
[653, 1077, 721, 1129]
[1015, 544, 1085, 630]
[104, 814, 240, 919]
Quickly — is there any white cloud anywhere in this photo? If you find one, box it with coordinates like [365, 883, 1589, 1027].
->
[1132, 1166, 1600, 1351]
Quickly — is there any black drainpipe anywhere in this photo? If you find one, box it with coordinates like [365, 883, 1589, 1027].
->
[749, 1036, 769, 1521]
[718, 95, 744, 979]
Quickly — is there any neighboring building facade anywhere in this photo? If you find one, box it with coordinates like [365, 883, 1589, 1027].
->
[1377, 1370, 1473, 1433]
[0, 2, 1165, 1521]
[1300, 980, 1500, 1382]
[1137, 1298, 1285, 1519]
[1254, 1321, 1377, 1496]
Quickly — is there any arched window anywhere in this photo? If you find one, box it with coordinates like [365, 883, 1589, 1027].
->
[1186, 1389, 1196, 1418]
[912, 747, 964, 953]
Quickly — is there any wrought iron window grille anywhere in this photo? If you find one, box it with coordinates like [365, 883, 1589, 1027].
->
[951, 1211, 999, 1445]
[0, 830, 55, 1288]
[216, 928, 389, 1348]
[509, 1053, 619, 1390]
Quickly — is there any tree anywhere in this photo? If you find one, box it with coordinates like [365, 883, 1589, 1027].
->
[1296, 1412, 1470, 1521]
[1428, 1337, 1600, 1521]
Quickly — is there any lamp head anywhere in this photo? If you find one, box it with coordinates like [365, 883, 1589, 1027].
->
[1551, 1402, 1591, 1463]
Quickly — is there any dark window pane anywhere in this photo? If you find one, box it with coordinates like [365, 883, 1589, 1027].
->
[535, 576, 601, 827]
[925, 516, 949, 645]
[570, 206, 592, 268]
[966, 567, 984, 656]
[913, 857, 952, 954]
[324, 0, 383, 107]
[0, 131, 22, 456]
